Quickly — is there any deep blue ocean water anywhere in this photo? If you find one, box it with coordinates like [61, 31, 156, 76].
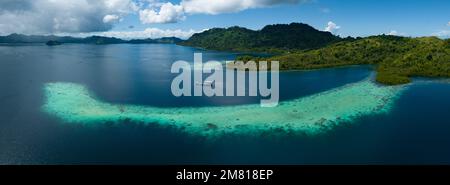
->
[1, 44, 450, 164]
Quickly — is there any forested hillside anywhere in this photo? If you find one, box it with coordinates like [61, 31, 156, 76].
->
[180, 23, 340, 53]
[240, 35, 450, 85]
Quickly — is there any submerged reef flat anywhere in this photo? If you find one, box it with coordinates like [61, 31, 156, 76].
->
[42, 79, 405, 137]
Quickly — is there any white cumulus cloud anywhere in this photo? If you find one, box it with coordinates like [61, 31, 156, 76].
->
[181, 0, 308, 15]
[387, 30, 408, 36]
[103, 14, 120, 23]
[0, 0, 138, 35]
[387, 30, 407, 36]
[138, 0, 311, 24]
[139, 2, 185, 24]
[387, 30, 399, 36]
[324, 21, 340, 33]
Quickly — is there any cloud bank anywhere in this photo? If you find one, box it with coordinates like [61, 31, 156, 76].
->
[430, 21, 450, 38]
[182, 0, 308, 14]
[432, 30, 450, 38]
[63, 28, 200, 40]
[0, 0, 138, 35]
[139, 0, 310, 24]
[0, 0, 310, 35]
[387, 30, 406, 36]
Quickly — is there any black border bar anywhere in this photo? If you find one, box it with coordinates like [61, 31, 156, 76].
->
[1, 165, 449, 184]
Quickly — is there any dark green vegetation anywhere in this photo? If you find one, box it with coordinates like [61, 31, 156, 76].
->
[182, 22, 450, 85]
[0, 33, 184, 44]
[180, 23, 340, 53]
[3, 22, 450, 85]
[45, 40, 62, 46]
[258, 35, 450, 85]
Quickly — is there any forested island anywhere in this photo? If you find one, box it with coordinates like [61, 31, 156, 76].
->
[0, 34, 183, 45]
[180, 23, 340, 53]
[45, 40, 62, 46]
[182, 23, 450, 85]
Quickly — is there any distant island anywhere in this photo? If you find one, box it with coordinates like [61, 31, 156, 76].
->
[45, 40, 62, 46]
[0, 33, 184, 45]
[182, 23, 450, 85]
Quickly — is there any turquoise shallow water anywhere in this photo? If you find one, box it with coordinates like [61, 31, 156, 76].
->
[43, 78, 405, 137]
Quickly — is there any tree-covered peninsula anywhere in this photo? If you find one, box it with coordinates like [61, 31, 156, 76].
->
[182, 23, 450, 85]
[254, 35, 450, 85]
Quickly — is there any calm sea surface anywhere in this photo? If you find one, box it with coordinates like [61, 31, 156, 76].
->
[1, 44, 450, 164]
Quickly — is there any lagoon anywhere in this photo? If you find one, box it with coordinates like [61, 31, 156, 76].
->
[1, 44, 450, 164]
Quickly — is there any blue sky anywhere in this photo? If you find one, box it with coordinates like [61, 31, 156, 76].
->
[0, 0, 449, 38]
[109, 0, 450, 38]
